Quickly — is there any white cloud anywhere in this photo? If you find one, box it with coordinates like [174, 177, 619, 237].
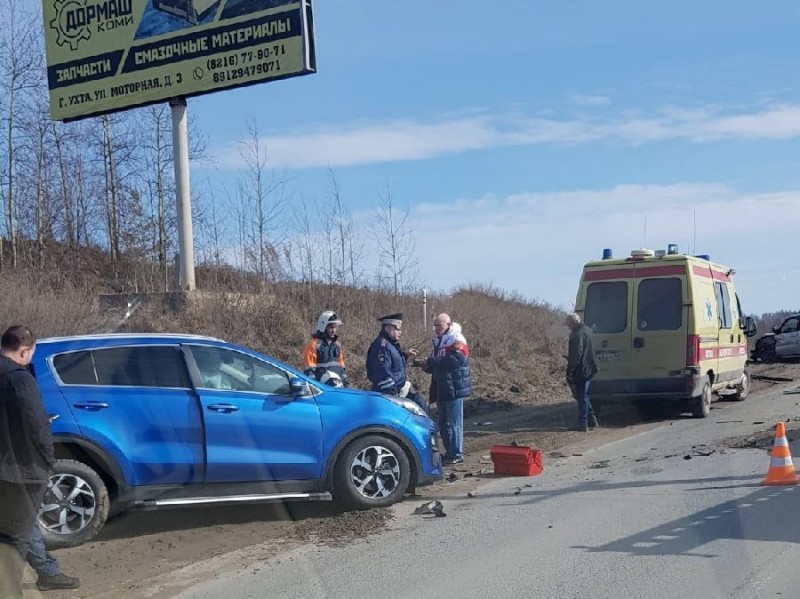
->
[406, 184, 800, 315]
[211, 103, 800, 170]
[693, 105, 800, 140]
[569, 93, 612, 106]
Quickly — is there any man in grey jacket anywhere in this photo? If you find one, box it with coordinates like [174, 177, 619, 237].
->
[566, 313, 599, 432]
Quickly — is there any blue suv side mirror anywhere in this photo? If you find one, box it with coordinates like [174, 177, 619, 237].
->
[289, 377, 311, 397]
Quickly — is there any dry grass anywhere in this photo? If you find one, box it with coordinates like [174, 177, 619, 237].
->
[113, 281, 570, 406]
[0, 269, 572, 405]
[0, 270, 116, 338]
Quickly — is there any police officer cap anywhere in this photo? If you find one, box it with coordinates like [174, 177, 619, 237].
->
[378, 313, 403, 329]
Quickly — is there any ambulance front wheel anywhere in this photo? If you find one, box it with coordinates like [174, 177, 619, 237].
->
[731, 370, 750, 401]
[691, 376, 712, 418]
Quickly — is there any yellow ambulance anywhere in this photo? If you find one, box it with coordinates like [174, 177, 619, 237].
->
[574, 245, 757, 418]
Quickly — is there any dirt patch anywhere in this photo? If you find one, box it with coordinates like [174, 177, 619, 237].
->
[722, 420, 800, 450]
[748, 361, 800, 395]
[46, 503, 390, 599]
[293, 508, 392, 547]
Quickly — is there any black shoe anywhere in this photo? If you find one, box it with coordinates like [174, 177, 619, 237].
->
[571, 423, 589, 432]
[37, 573, 81, 591]
[444, 457, 464, 465]
[588, 415, 599, 429]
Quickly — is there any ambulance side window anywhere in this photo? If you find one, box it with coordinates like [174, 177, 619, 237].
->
[715, 282, 732, 329]
[585, 281, 627, 333]
[637, 278, 682, 330]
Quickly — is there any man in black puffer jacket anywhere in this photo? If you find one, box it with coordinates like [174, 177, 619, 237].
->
[0, 326, 53, 598]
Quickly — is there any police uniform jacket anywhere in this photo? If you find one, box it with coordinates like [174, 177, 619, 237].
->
[366, 330, 407, 394]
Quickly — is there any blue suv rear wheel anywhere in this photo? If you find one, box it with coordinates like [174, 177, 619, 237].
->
[40, 459, 110, 549]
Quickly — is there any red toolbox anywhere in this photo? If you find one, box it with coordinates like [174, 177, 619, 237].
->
[490, 445, 543, 477]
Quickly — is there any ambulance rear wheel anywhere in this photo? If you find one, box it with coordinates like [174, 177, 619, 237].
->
[691, 377, 712, 418]
[731, 370, 750, 401]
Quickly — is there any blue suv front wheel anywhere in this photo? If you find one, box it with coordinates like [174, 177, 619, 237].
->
[334, 435, 412, 509]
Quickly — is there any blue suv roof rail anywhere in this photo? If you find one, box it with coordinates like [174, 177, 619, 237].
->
[40, 333, 224, 344]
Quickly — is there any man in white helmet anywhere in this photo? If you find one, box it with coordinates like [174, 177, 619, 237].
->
[302, 311, 349, 387]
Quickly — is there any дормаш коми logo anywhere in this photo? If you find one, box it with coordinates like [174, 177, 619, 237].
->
[50, 0, 134, 52]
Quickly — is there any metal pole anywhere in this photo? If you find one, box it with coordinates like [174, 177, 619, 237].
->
[422, 288, 428, 332]
[170, 97, 196, 291]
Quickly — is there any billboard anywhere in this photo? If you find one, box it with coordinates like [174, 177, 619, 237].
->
[42, 0, 315, 121]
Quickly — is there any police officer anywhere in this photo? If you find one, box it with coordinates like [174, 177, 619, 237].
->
[366, 314, 425, 411]
[302, 311, 348, 387]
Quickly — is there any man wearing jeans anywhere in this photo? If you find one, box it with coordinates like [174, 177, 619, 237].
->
[418, 314, 472, 465]
[566, 313, 599, 432]
[28, 519, 80, 591]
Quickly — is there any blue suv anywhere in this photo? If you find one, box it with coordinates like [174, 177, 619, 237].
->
[33, 333, 442, 548]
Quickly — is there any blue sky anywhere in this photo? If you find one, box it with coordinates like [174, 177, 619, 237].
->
[189, 0, 800, 315]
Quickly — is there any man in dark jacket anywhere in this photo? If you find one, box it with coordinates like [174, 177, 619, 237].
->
[417, 314, 472, 464]
[0, 326, 53, 597]
[566, 313, 599, 432]
[365, 314, 425, 411]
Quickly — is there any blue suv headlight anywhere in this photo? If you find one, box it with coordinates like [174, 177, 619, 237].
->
[380, 394, 426, 417]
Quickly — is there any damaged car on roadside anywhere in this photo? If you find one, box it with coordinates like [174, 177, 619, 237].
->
[33, 333, 443, 548]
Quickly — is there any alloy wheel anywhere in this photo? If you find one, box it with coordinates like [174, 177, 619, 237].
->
[40, 472, 97, 537]
[349, 445, 401, 500]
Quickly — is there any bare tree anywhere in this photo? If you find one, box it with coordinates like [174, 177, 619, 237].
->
[236, 120, 289, 281]
[291, 197, 320, 283]
[325, 169, 363, 286]
[0, 0, 42, 268]
[373, 185, 418, 295]
[194, 176, 230, 289]
[137, 105, 175, 291]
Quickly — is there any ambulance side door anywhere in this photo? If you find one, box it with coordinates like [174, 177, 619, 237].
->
[582, 277, 632, 384]
[714, 281, 735, 383]
[631, 272, 688, 386]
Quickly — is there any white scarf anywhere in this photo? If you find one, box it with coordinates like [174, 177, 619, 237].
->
[431, 322, 467, 358]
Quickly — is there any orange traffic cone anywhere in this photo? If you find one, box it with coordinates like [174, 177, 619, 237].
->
[761, 422, 799, 486]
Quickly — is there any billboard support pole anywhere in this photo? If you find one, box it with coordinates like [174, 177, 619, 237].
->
[170, 96, 196, 291]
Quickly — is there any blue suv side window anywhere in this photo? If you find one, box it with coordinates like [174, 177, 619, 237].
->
[53, 351, 96, 384]
[94, 346, 190, 388]
[53, 346, 190, 388]
[190, 346, 291, 394]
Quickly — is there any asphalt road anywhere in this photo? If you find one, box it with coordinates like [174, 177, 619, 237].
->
[173, 383, 800, 599]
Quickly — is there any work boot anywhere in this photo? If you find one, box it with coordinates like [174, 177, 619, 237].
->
[571, 421, 589, 432]
[588, 415, 599, 429]
[37, 573, 81, 591]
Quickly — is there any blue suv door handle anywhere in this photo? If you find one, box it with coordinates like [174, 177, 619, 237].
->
[73, 402, 110, 411]
[207, 404, 240, 413]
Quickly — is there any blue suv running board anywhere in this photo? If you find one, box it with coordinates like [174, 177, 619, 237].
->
[140, 491, 333, 509]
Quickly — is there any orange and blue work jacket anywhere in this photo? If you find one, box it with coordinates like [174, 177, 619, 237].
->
[302, 333, 348, 384]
